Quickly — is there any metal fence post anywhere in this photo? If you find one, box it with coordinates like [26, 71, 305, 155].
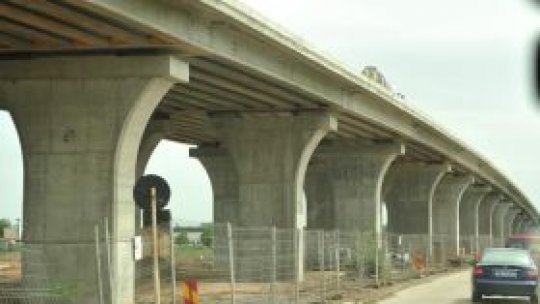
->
[271, 226, 277, 303]
[169, 219, 177, 304]
[294, 228, 300, 304]
[375, 232, 380, 286]
[104, 217, 112, 301]
[227, 222, 236, 304]
[335, 230, 340, 294]
[94, 225, 104, 304]
[320, 230, 326, 303]
[356, 231, 362, 282]
[151, 187, 161, 304]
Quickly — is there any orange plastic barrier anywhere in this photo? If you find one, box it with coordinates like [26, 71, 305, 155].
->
[183, 279, 199, 304]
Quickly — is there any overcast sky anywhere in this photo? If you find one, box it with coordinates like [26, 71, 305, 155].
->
[1, 0, 540, 225]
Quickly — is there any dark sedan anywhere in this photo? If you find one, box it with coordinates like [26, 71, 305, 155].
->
[472, 248, 538, 303]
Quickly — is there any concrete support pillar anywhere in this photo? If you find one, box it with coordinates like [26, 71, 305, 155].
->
[512, 212, 525, 235]
[189, 145, 239, 225]
[432, 175, 473, 257]
[382, 162, 450, 256]
[520, 217, 530, 233]
[492, 201, 512, 246]
[0, 56, 188, 304]
[305, 141, 405, 235]
[211, 111, 336, 228]
[458, 185, 490, 253]
[477, 193, 501, 247]
[504, 207, 520, 239]
[208, 111, 336, 281]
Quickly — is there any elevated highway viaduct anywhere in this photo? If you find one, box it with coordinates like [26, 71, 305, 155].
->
[0, 0, 537, 303]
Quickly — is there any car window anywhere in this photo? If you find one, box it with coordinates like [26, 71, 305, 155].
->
[481, 250, 533, 266]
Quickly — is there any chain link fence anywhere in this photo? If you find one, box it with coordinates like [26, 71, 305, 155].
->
[1, 223, 504, 303]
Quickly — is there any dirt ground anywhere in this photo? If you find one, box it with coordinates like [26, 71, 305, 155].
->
[3, 255, 465, 303]
[0, 255, 21, 284]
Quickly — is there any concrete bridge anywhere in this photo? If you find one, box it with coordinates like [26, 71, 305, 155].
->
[0, 0, 537, 303]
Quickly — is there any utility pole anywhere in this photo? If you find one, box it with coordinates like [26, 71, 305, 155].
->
[15, 218, 20, 240]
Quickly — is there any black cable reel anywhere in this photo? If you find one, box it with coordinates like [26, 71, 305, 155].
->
[133, 174, 171, 224]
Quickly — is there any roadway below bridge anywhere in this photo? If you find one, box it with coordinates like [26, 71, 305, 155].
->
[379, 269, 530, 304]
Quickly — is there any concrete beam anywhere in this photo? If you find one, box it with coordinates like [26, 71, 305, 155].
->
[0, 55, 187, 304]
[82, 0, 536, 219]
[432, 174, 474, 257]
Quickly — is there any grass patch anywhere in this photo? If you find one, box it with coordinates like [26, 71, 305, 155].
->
[174, 245, 213, 259]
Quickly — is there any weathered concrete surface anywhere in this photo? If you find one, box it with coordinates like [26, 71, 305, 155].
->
[477, 193, 502, 246]
[190, 146, 239, 225]
[210, 111, 336, 228]
[305, 141, 404, 236]
[503, 207, 520, 239]
[458, 185, 490, 252]
[0, 55, 188, 304]
[432, 175, 473, 256]
[383, 162, 450, 256]
[205, 111, 336, 281]
[79, 0, 537, 221]
[492, 201, 512, 246]
[384, 162, 450, 235]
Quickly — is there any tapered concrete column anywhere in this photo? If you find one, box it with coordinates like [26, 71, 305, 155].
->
[504, 207, 520, 239]
[520, 217, 531, 233]
[432, 175, 473, 257]
[492, 201, 512, 246]
[459, 185, 491, 253]
[0, 56, 188, 304]
[518, 215, 534, 233]
[211, 111, 336, 228]
[512, 212, 525, 235]
[514, 217, 522, 234]
[305, 141, 405, 236]
[210, 111, 336, 281]
[382, 162, 450, 256]
[477, 193, 502, 247]
[189, 145, 239, 225]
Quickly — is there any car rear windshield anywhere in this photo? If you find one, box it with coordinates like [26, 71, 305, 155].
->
[481, 250, 532, 266]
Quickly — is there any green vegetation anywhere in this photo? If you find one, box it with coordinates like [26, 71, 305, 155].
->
[174, 231, 189, 245]
[200, 224, 213, 247]
[174, 244, 213, 259]
[0, 218, 11, 238]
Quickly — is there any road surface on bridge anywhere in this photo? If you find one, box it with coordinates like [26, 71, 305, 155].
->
[379, 269, 528, 304]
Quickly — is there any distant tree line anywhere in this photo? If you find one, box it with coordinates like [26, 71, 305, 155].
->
[0, 218, 11, 238]
[173, 223, 213, 247]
